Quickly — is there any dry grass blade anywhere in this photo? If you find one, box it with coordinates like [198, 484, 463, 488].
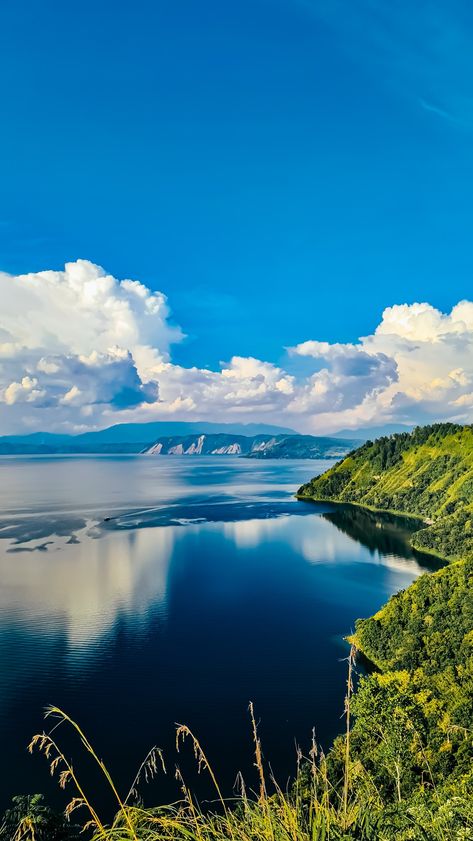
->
[28, 728, 105, 837]
[23, 702, 471, 841]
[175, 724, 228, 815]
[12, 816, 36, 841]
[124, 745, 166, 806]
[248, 701, 275, 841]
[342, 645, 356, 828]
[248, 702, 266, 804]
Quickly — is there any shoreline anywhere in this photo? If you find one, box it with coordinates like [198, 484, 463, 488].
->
[295, 494, 427, 525]
[295, 494, 452, 565]
[295, 495, 453, 668]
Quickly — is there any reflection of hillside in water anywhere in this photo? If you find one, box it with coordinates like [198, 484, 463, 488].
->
[321, 504, 435, 563]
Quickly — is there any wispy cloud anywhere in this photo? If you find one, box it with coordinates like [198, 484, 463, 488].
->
[418, 98, 459, 123]
[295, 0, 473, 127]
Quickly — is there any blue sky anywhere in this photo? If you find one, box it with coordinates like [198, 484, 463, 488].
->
[1, 0, 473, 365]
[1, 0, 473, 433]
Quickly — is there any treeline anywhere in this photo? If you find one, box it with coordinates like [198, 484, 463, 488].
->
[298, 422, 473, 562]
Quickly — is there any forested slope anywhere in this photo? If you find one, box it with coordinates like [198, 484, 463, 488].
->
[345, 558, 473, 801]
[298, 423, 473, 561]
[298, 424, 473, 824]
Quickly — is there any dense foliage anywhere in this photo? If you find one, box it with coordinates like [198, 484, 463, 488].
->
[297, 423, 473, 834]
[348, 558, 473, 794]
[11, 702, 473, 841]
[0, 795, 80, 840]
[298, 423, 473, 562]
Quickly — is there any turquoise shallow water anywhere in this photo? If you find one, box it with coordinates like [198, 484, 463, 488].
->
[0, 456, 438, 814]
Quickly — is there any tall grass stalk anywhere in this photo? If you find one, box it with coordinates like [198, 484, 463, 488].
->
[24, 656, 473, 841]
[342, 645, 355, 827]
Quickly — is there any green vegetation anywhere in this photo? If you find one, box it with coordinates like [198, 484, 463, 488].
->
[345, 557, 473, 799]
[297, 423, 473, 835]
[297, 423, 473, 562]
[0, 794, 80, 840]
[7, 696, 473, 841]
[4, 424, 473, 839]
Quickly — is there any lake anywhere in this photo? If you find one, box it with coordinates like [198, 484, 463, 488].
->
[0, 455, 439, 815]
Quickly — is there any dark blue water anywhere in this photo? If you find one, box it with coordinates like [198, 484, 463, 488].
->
[0, 456, 438, 815]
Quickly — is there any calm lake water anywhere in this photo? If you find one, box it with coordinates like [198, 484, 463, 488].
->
[0, 456, 439, 814]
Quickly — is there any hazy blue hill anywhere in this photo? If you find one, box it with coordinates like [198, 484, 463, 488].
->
[0, 431, 73, 445]
[74, 421, 297, 444]
[333, 423, 413, 440]
[0, 422, 360, 459]
[0, 421, 297, 454]
[245, 434, 360, 459]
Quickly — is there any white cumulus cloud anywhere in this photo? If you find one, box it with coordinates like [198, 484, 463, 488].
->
[0, 260, 180, 430]
[0, 259, 472, 434]
[289, 300, 473, 432]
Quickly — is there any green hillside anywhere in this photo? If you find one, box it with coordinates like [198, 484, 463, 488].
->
[344, 557, 473, 800]
[298, 423, 473, 826]
[298, 422, 473, 561]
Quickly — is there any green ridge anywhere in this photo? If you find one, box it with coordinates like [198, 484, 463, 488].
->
[299, 422, 473, 809]
[297, 422, 473, 561]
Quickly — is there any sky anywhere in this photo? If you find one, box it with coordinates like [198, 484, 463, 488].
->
[1, 0, 473, 434]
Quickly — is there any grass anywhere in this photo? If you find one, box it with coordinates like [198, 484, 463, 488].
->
[16, 646, 472, 841]
[26, 701, 372, 841]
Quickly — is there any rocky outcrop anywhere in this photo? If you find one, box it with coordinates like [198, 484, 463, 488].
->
[143, 433, 358, 459]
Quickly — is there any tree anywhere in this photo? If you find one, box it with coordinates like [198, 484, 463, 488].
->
[0, 794, 80, 841]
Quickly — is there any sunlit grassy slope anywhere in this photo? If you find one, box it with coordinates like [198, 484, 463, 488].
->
[297, 423, 473, 561]
[297, 422, 473, 818]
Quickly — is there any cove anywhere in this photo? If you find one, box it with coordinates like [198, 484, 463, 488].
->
[0, 455, 441, 814]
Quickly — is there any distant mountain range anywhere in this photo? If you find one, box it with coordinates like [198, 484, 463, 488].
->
[144, 432, 359, 459]
[0, 421, 359, 459]
[332, 423, 414, 440]
[0, 421, 295, 454]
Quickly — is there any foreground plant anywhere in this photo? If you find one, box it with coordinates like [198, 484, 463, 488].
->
[22, 650, 473, 841]
[0, 794, 80, 841]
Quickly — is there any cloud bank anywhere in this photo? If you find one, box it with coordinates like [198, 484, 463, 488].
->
[0, 259, 472, 434]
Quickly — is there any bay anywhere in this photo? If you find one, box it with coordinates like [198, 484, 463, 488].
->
[0, 455, 439, 814]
